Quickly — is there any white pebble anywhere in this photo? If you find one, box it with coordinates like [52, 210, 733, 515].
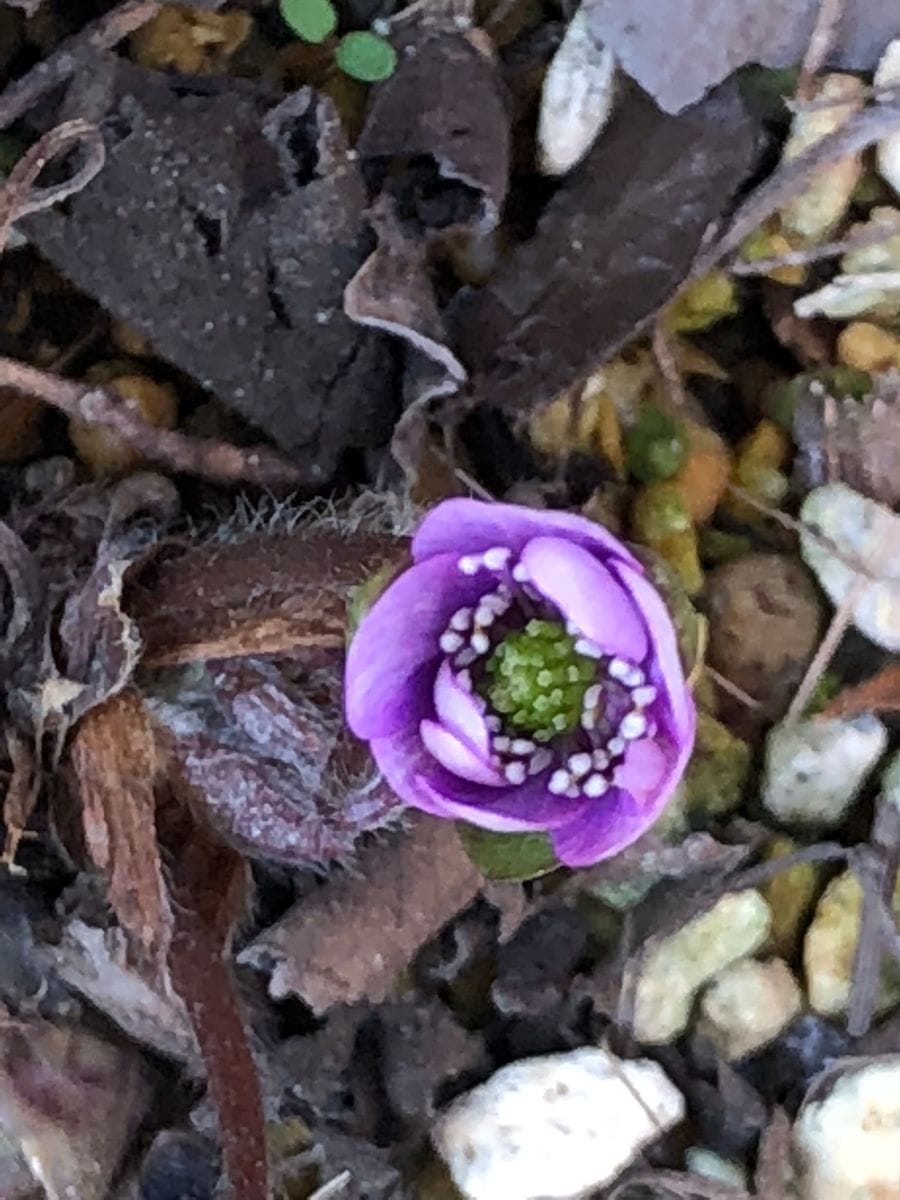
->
[433, 1048, 685, 1200]
[440, 632, 464, 654]
[794, 1057, 900, 1200]
[583, 774, 609, 798]
[505, 762, 527, 784]
[549, 769, 571, 795]
[567, 752, 592, 778]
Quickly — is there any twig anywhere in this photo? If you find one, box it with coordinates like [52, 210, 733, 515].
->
[784, 574, 870, 723]
[0, 120, 105, 255]
[0, 356, 305, 486]
[705, 666, 762, 711]
[0, 1, 167, 130]
[732, 221, 900, 277]
[652, 317, 688, 411]
[796, 0, 845, 101]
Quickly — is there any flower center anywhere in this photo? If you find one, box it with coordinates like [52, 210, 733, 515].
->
[483, 619, 597, 742]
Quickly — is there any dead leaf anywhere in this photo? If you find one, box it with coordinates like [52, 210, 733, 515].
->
[357, 30, 510, 231]
[585, 0, 900, 115]
[0, 1018, 151, 1200]
[794, 371, 900, 506]
[820, 663, 900, 718]
[239, 814, 484, 1013]
[70, 691, 171, 976]
[453, 80, 759, 427]
[23, 68, 396, 485]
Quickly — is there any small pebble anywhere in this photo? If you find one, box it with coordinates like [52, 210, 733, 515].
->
[698, 958, 803, 1061]
[432, 1048, 685, 1200]
[762, 715, 888, 829]
[634, 891, 772, 1044]
[793, 1057, 900, 1200]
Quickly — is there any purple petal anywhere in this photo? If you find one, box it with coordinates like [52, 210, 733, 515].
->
[521, 536, 648, 661]
[614, 738, 668, 802]
[345, 553, 493, 740]
[433, 660, 491, 757]
[413, 498, 642, 570]
[609, 559, 695, 741]
[420, 719, 506, 786]
[551, 789, 649, 867]
[370, 727, 588, 832]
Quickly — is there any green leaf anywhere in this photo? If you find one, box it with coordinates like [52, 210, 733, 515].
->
[279, 0, 337, 44]
[457, 823, 560, 883]
[335, 31, 397, 83]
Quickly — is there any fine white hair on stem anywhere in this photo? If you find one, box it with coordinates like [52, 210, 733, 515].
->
[196, 487, 422, 545]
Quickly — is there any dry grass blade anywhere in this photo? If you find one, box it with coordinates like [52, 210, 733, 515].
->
[0, 120, 105, 256]
[1, 728, 40, 868]
[754, 1107, 793, 1200]
[70, 690, 172, 976]
[157, 771, 267, 1200]
[0, 357, 304, 486]
[796, 0, 845, 100]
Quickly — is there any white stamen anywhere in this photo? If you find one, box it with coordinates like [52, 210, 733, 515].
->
[440, 631, 464, 654]
[608, 736, 625, 756]
[457, 669, 473, 692]
[608, 657, 631, 681]
[549, 769, 572, 795]
[565, 619, 580, 636]
[583, 684, 602, 710]
[505, 762, 527, 784]
[455, 649, 478, 667]
[620, 712, 648, 740]
[481, 592, 510, 615]
[592, 750, 610, 771]
[583, 774, 609, 798]
[512, 563, 530, 583]
[450, 607, 473, 631]
[475, 605, 496, 627]
[493, 736, 511, 753]
[471, 631, 490, 655]
[574, 638, 603, 659]
[632, 685, 658, 707]
[565, 785, 581, 799]
[581, 711, 596, 730]
[624, 667, 646, 687]
[458, 554, 481, 575]
[483, 546, 511, 570]
[567, 752, 592, 778]
[511, 738, 536, 755]
[529, 748, 554, 775]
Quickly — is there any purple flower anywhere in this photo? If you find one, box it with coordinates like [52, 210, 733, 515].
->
[344, 499, 696, 867]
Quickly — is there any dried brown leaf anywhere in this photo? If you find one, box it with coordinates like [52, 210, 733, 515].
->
[453, 81, 758, 425]
[239, 814, 484, 1013]
[794, 372, 900, 506]
[70, 691, 171, 975]
[0, 1018, 151, 1200]
[820, 663, 900, 718]
[585, 0, 900, 115]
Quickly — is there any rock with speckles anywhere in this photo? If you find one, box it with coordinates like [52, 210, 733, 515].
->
[762, 715, 888, 830]
[432, 1047, 685, 1200]
[697, 957, 803, 1060]
[794, 1056, 900, 1200]
[634, 890, 772, 1044]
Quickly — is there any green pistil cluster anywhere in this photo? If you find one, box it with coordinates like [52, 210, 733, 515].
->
[484, 619, 597, 742]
